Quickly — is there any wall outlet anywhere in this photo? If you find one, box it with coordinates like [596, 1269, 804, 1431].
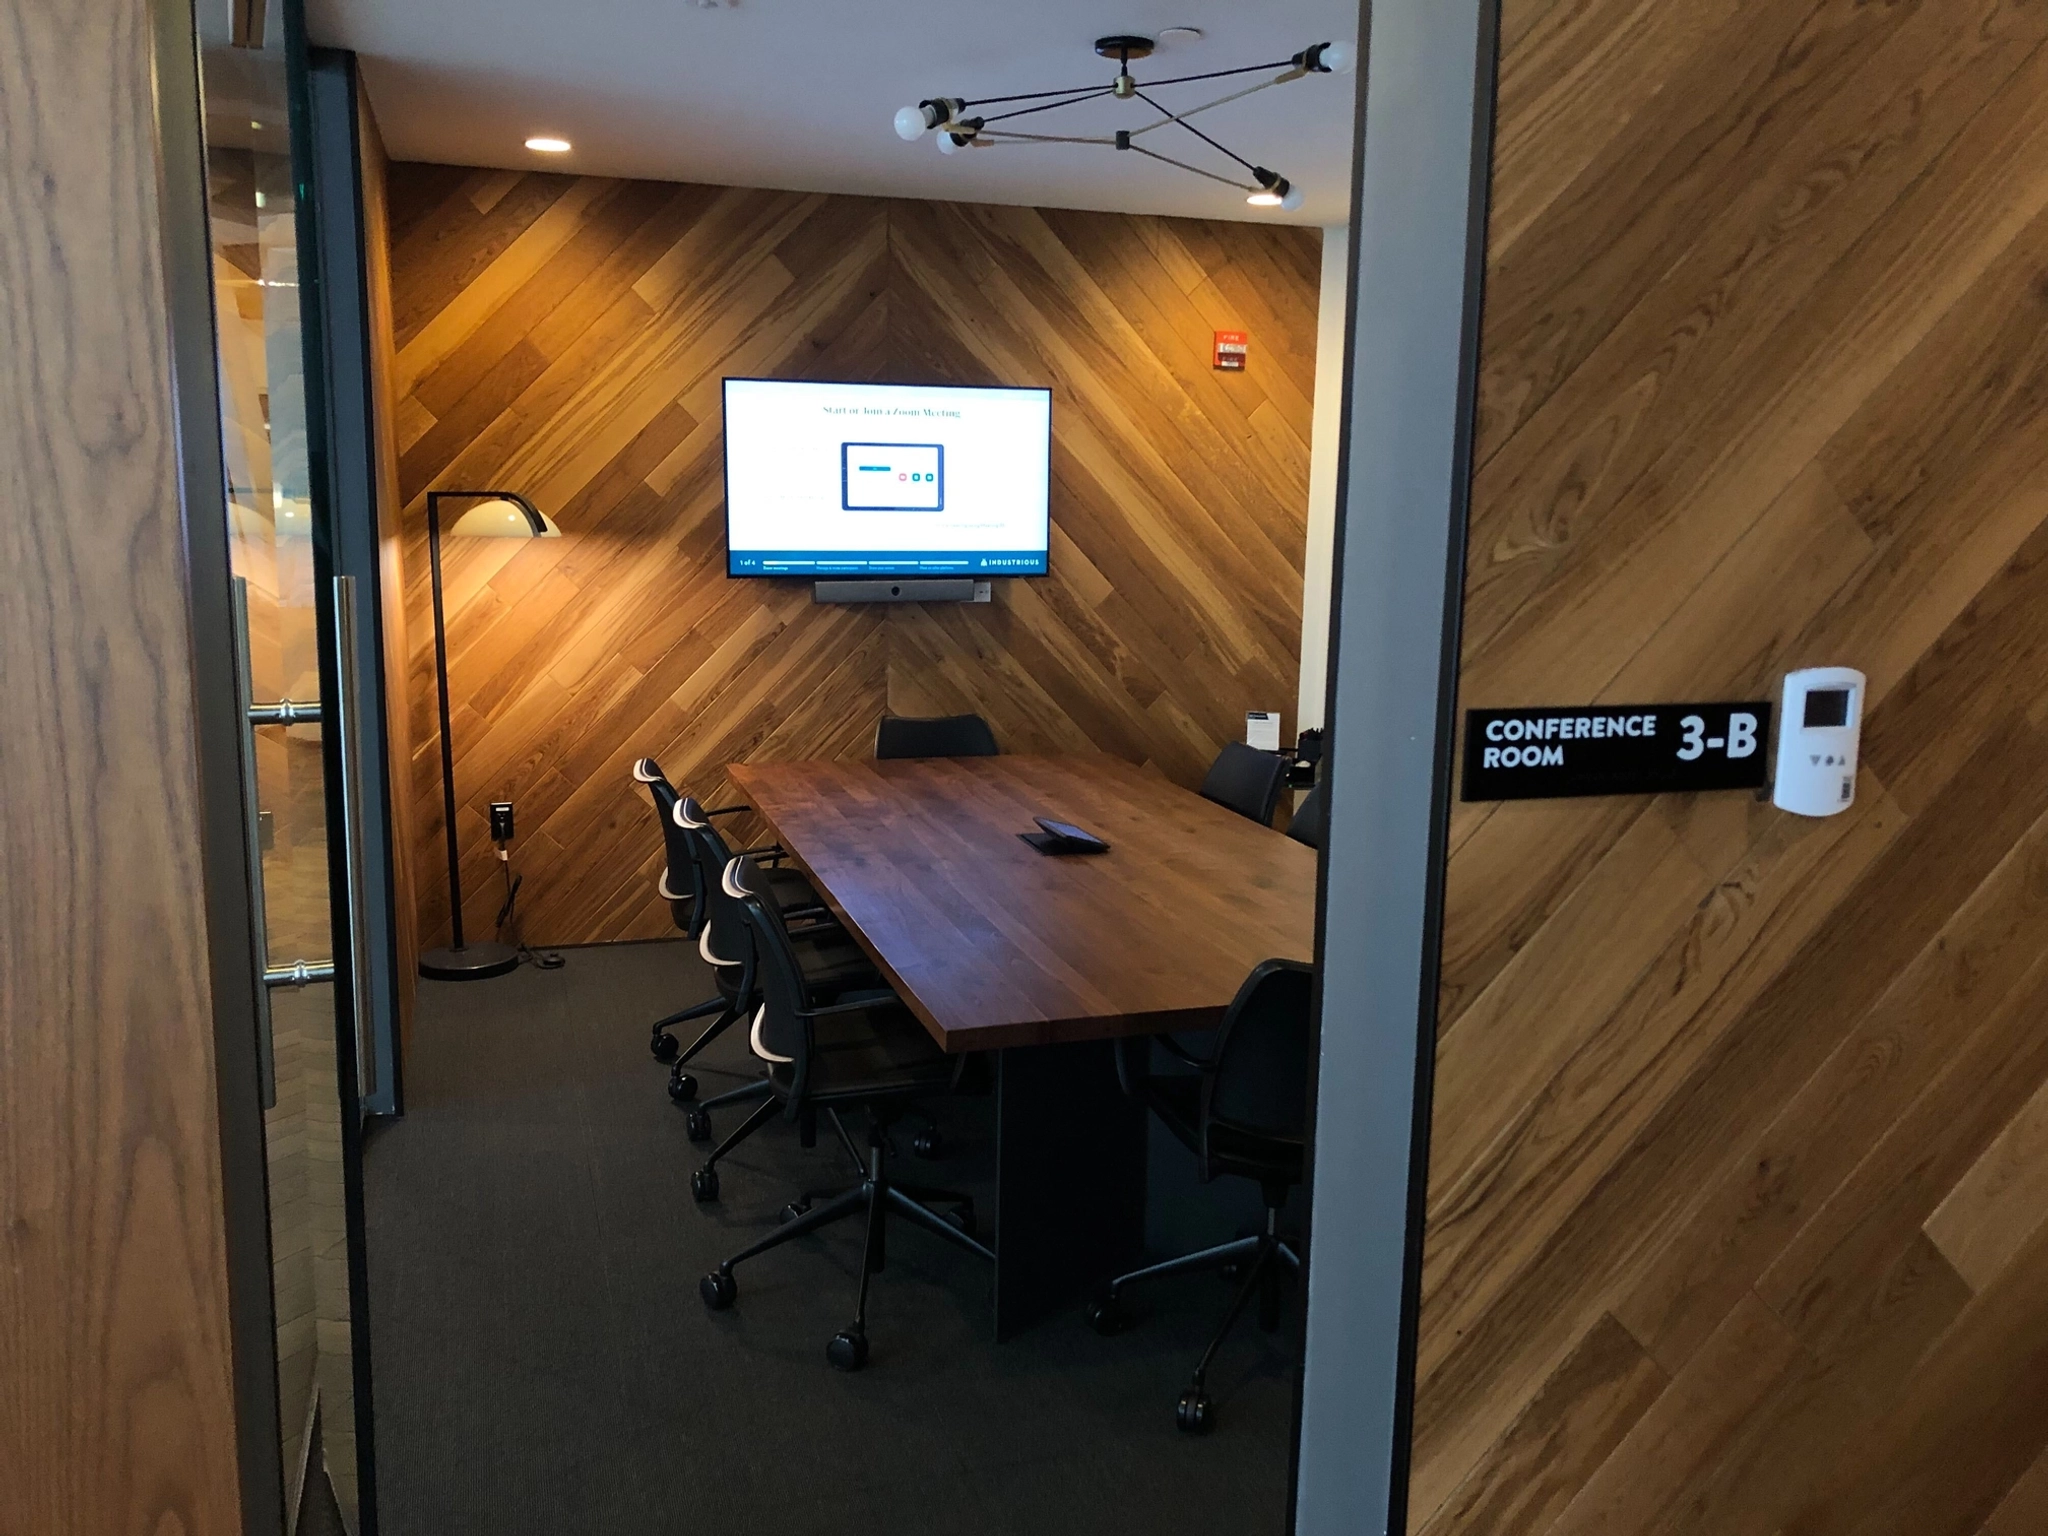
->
[489, 801, 515, 842]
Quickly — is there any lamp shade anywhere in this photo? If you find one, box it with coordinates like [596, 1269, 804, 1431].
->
[447, 496, 561, 538]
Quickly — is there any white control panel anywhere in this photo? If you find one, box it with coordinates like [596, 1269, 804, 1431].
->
[1772, 666, 1865, 817]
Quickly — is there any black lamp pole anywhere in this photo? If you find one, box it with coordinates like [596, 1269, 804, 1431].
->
[417, 490, 548, 981]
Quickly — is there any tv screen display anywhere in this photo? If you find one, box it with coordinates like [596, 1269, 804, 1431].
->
[723, 378, 1051, 578]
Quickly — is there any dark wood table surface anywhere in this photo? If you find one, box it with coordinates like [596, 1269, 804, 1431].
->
[727, 753, 1317, 1053]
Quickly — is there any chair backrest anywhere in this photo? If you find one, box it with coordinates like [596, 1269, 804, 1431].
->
[1286, 781, 1325, 849]
[875, 713, 999, 760]
[727, 856, 816, 1107]
[1205, 959, 1315, 1150]
[673, 795, 750, 968]
[634, 758, 702, 934]
[1199, 741, 1287, 825]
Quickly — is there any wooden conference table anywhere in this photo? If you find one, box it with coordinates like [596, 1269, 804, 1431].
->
[727, 752, 1316, 1337]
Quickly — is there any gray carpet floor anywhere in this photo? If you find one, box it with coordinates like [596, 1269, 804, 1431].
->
[362, 939, 1296, 1536]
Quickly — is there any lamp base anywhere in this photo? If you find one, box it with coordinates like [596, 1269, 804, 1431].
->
[419, 941, 519, 981]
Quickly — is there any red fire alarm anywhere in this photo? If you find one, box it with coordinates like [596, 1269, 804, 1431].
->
[1214, 329, 1248, 371]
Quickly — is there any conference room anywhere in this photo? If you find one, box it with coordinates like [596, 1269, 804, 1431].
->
[36, 0, 2048, 1531]
[208, 2, 1373, 1531]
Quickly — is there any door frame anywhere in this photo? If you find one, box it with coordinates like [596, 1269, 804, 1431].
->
[153, 0, 290, 1527]
[1292, 1, 1503, 1531]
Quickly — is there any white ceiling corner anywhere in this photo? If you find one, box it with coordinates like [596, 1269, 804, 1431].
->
[308, 0, 1360, 225]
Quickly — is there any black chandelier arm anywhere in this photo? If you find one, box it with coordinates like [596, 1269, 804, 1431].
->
[1129, 57, 1301, 92]
[1123, 142, 1257, 193]
[1132, 89, 1259, 175]
[956, 53, 1300, 112]
[977, 87, 1119, 127]
[959, 79, 1130, 109]
[1125, 75, 1289, 143]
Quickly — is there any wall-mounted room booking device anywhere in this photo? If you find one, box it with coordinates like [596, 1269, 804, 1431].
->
[1772, 667, 1865, 817]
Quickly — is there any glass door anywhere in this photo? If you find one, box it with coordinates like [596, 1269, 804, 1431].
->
[197, 1, 375, 1528]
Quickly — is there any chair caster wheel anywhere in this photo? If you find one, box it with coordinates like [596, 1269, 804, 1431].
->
[779, 1199, 812, 1225]
[944, 1202, 977, 1239]
[651, 1032, 679, 1063]
[700, 1269, 736, 1311]
[1176, 1389, 1214, 1435]
[826, 1329, 869, 1372]
[668, 1069, 698, 1103]
[912, 1128, 943, 1159]
[1085, 1294, 1130, 1336]
[684, 1108, 712, 1143]
[690, 1166, 720, 1203]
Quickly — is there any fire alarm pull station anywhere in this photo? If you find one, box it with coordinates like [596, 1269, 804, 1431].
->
[1214, 330, 1248, 371]
[1772, 667, 1865, 817]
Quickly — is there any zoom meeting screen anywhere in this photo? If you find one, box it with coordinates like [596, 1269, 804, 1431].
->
[723, 379, 1052, 577]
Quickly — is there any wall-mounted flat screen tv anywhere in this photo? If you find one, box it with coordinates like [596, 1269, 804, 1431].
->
[724, 378, 1052, 578]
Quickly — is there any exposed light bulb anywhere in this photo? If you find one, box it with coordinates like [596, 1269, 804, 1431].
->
[1248, 168, 1290, 208]
[1281, 184, 1306, 212]
[524, 136, 571, 154]
[894, 104, 929, 141]
[1321, 40, 1357, 74]
[936, 116, 982, 155]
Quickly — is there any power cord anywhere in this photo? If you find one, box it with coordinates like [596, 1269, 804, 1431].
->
[493, 828, 564, 970]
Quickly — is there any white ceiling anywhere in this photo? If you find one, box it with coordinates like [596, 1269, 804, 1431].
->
[309, 0, 1360, 225]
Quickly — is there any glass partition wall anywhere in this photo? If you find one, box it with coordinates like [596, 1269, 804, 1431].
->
[197, 1, 371, 1527]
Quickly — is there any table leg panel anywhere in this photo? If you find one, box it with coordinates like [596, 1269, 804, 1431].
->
[992, 1041, 1148, 1341]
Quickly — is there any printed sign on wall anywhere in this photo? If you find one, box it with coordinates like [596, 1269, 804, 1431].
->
[1462, 701, 1773, 801]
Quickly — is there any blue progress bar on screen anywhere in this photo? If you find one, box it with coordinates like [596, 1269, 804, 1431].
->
[729, 550, 1046, 576]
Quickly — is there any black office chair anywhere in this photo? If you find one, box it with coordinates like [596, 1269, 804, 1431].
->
[634, 760, 714, 1063]
[660, 794, 875, 1139]
[875, 712, 999, 759]
[1089, 959, 1314, 1434]
[697, 855, 991, 1372]
[1199, 741, 1287, 825]
[1286, 781, 1325, 849]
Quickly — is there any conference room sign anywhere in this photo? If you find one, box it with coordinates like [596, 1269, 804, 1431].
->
[1462, 701, 1773, 801]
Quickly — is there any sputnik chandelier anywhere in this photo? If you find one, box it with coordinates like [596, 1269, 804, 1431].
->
[893, 34, 1356, 210]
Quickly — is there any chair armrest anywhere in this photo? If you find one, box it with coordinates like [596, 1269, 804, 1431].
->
[781, 903, 832, 921]
[734, 843, 786, 860]
[1153, 1035, 1213, 1069]
[797, 994, 902, 1019]
[703, 804, 750, 817]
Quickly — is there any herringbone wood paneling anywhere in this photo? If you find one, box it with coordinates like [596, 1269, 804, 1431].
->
[379, 168, 1317, 948]
[1416, 2, 2048, 1532]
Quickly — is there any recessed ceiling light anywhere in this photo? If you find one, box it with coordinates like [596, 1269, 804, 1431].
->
[525, 136, 571, 154]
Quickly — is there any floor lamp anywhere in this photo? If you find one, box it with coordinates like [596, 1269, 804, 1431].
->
[418, 490, 561, 981]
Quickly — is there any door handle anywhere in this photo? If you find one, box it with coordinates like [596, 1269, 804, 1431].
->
[331, 575, 377, 1102]
[230, 577, 280, 1111]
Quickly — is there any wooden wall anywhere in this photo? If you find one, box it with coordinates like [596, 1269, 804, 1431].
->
[1415, 1, 2048, 1532]
[378, 167, 1319, 948]
[0, 0, 247, 1529]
